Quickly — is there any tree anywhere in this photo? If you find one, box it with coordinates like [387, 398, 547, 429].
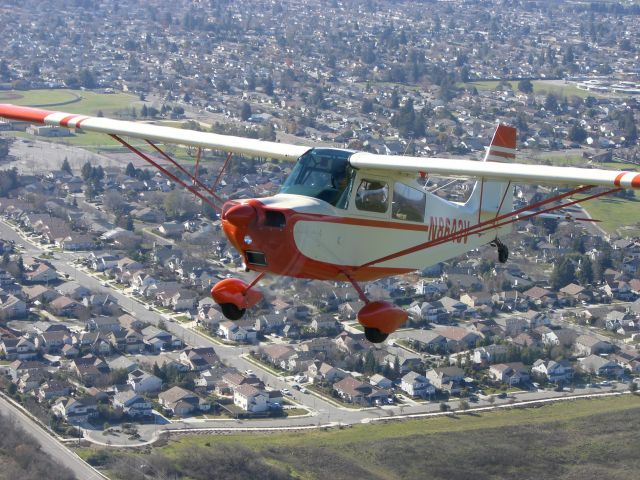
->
[439, 402, 450, 412]
[517, 79, 534, 94]
[569, 124, 587, 143]
[61, 157, 72, 175]
[361, 98, 374, 114]
[0, 167, 18, 196]
[544, 93, 558, 112]
[459, 399, 470, 411]
[125, 162, 136, 178]
[363, 350, 376, 375]
[240, 102, 252, 121]
[81, 161, 93, 181]
[79, 69, 97, 89]
[551, 257, 576, 290]
[577, 255, 594, 285]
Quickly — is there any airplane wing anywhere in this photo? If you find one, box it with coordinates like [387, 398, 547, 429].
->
[0, 104, 309, 161]
[1, 103, 638, 190]
[349, 152, 640, 189]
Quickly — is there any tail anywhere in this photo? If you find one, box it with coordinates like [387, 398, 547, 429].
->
[466, 124, 516, 220]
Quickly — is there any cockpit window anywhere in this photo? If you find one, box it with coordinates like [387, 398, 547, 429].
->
[279, 149, 353, 208]
[355, 179, 389, 213]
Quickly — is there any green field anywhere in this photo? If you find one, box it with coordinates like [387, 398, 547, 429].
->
[0, 88, 137, 115]
[464, 80, 606, 99]
[78, 394, 640, 480]
[578, 194, 640, 235]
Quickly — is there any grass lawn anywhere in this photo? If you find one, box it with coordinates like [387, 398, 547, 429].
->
[577, 194, 640, 234]
[0, 89, 138, 115]
[462, 80, 607, 99]
[81, 394, 640, 480]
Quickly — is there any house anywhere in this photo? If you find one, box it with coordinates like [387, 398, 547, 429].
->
[35, 330, 72, 354]
[494, 316, 528, 337]
[0, 293, 27, 319]
[128, 369, 163, 393]
[400, 371, 435, 398]
[437, 326, 481, 351]
[369, 373, 393, 390]
[579, 355, 624, 377]
[141, 325, 181, 351]
[108, 329, 145, 354]
[179, 347, 219, 371]
[158, 386, 208, 416]
[542, 328, 577, 348]
[1, 338, 38, 360]
[113, 391, 153, 417]
[86, 316, 121, 333]
[531, 359, 574, 383]
[259, 344, 296, 370]
[575, 335, 613, 356]
[158, 222, 184, 238]
[489, 363, 530, 385]
[52, 396, 98, 423]
[333, 376, 377, 404]
[307, 362, 348, 384]
[49, 296, 83, 317]
[118, 313, 145, 331]
[36, 380, 73, 403]
[473, 344, 509, 365]
[8, 359, 49, 381]
[425, 366, 465, 393]
[24, 263, 58, 283]
[73, 356, 111, 386]
[233, 384, 269, 413]
[217, 321, 257, 343]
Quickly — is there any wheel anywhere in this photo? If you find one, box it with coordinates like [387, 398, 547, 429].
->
[220, 303, 246, 320]
[364, 327, 389, 344]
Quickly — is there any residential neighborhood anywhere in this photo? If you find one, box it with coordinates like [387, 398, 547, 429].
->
[0, 0, 639, 468]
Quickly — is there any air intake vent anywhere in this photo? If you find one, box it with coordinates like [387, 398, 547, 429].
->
[246, 251, 267, 266]
[264, 210, 286, 228]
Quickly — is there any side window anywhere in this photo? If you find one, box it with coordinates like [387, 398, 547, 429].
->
[392, 182, 426, 222]
[355, 180, 389, 214]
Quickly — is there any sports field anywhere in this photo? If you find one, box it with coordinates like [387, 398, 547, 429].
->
[0, 88, 137, 115]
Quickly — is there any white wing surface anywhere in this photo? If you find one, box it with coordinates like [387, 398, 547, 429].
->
[0, 104, 309, 161]
[349, 152, 640, 189]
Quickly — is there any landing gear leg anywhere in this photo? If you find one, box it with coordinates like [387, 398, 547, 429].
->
[492, 238, 509, 263]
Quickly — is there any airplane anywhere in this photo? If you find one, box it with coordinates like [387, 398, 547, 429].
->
[1, 103, 638, 343]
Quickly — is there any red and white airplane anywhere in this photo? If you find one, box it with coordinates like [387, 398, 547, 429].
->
[1, 103, 638, 342]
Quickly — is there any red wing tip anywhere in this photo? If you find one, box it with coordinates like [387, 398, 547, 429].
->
[0, 104, 53, 124]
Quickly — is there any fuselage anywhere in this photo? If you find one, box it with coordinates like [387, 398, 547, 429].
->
[221, 148, 510, 282]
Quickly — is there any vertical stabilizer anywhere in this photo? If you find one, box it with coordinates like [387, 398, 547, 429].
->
[467, 125, 516, 219]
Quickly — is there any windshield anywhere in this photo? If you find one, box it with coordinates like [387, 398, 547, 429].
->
[279, 148, 354, 208]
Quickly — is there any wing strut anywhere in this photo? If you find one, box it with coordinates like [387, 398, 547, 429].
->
[110, 134, 222, 212]
[352, 185, 620, 272]
[142, 139, 224, 209]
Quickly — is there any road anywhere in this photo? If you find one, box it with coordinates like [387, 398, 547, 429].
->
[0, 395, 104, 480]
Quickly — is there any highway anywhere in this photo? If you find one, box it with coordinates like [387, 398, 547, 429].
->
[0, 395, 105, 480]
